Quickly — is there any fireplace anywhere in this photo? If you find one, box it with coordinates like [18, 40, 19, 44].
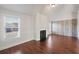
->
[40, 30, 46, 41]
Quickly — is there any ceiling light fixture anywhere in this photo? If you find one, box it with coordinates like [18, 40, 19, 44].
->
[50, 4, 55, 7]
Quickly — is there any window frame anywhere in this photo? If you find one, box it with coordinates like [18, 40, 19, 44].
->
[4, 15, 21, 39]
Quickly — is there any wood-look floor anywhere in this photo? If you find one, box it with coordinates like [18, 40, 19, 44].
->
[0, 34, 79, 54]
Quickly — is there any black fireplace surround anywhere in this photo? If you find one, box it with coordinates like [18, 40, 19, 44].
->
[40, 30, 46, 41]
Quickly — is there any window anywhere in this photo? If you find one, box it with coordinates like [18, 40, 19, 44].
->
[4, 16, 20, 39]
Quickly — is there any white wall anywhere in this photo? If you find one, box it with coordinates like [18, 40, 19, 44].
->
[77, 10, 79, 39]
[35, 13, 50, 40]
[0, 8, 35, 50]
[0, 15, 4, 40]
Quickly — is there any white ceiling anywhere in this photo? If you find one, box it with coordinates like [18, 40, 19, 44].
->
[0, 4, 75, 15]
[0, 4, 47, 15]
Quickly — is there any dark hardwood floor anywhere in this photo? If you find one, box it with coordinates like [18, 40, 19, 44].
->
[0, 34, 79, 54]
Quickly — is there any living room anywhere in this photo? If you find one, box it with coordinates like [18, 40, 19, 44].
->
[0, 4, 79, 54]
